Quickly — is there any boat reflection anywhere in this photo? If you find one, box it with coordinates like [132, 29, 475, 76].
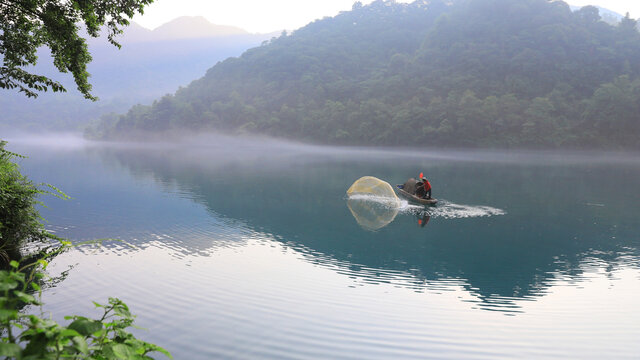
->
[417, 212, 431, 228]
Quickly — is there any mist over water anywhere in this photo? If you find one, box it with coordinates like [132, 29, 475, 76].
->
[6, 134, 640, 359]
[6, 131, 640, 161]
[3, 132, 89, 148]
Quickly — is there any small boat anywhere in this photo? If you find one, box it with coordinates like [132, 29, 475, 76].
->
[395, 184, 438, 205]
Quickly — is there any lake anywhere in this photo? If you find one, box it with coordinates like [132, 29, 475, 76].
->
[7, 135, 640, 359]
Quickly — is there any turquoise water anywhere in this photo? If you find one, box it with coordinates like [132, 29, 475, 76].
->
[8, 136, 640, 359]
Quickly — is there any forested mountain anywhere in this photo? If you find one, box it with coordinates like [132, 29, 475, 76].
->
[90, 0, 640, 148]
[0, 17, 273, 132]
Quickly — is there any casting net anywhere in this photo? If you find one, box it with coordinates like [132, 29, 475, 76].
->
[346, 176, 399, 200]
[346, 176, 400, 231]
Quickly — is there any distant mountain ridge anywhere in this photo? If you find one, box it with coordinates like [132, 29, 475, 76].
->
[110, 17, 250, 43]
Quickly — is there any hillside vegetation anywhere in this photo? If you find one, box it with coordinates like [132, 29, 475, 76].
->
[89, 0, 640, 148]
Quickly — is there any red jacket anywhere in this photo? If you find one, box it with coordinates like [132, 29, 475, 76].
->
[423, 180, 431, 191]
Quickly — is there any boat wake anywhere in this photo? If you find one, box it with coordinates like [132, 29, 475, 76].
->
[423, 201, 506, 219]
[346, 194, 506, 220]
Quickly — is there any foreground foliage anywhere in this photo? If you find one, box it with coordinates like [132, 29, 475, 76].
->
[90, 0, 640, 148]
[0, 260, 171, 359]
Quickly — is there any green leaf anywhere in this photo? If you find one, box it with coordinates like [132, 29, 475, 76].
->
[59, 328, 81, 338]
[72, 335, 89, 354]
[0, 281, 19, 291]
[22, 332, 49, 357]
[105, 343, 138, 359]
[92, 301, 105, 308]
[68, 318, 102, 336]
[146, 344, 173, 358]
[14, 291, 37, 304]
[114, 306, 132, 318]
[0, 342, 22, 357]
[0, 309, 18, 321]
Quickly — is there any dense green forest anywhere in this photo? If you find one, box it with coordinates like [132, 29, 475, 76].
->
[88, 0, 640, 148]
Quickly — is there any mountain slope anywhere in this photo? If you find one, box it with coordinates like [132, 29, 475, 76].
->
[90, 0, 640, 148]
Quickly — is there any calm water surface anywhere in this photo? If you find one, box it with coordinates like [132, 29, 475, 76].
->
[7, 136, 640, 359]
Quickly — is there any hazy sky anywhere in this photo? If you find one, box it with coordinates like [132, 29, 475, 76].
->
[132, 0, 402, 33]
[132, 0, 640, 34]
[569, 0, 640, 17]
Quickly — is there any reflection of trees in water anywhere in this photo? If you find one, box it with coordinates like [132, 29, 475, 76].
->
[97, 146, 640, 312]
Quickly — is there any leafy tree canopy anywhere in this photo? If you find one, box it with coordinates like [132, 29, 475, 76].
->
[0, 0, 154, 99]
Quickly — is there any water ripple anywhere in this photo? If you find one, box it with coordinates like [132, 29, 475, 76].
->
[38, 235, 640, 360]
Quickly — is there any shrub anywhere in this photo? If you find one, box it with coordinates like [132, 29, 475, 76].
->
[0, 141, 66, 266]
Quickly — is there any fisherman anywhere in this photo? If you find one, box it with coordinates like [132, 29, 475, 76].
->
[421, 176, 432, 199]
[415, 172, 432, 199]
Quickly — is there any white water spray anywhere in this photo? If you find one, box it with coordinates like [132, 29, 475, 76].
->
[346, 194, 505, 220]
